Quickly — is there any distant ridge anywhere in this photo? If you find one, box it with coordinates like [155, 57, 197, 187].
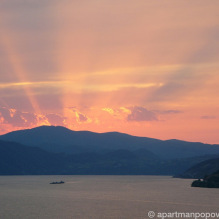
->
[1, 125, 219, 159]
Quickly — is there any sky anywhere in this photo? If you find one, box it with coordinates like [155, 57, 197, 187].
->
[0, 0, 219, 144]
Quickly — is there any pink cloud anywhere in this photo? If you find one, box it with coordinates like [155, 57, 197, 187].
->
[77, 113, 88, 122]
[155, 110, 182, 114]
[127, 106, 158, 122]
[201, 115, 217, 120]
[0, 106, 37, 127]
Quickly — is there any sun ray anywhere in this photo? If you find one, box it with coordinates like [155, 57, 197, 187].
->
[52, 2, 84, 124]
[0, 16, 41, 115]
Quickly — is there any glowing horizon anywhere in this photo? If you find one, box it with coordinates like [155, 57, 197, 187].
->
[0, 0, 219, 144]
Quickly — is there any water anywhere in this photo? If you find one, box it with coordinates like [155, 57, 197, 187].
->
[0, 176, 218, 219]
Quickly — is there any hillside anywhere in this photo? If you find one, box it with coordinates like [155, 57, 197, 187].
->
[177, 157, 219, 179]
[1, 126, 219, 159]
[0, 140, 67, 175]
[1, 139, 218, 175]
[0, 140, 164, 175]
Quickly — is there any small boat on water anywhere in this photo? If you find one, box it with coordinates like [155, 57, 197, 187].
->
[50, 181, 65, 184]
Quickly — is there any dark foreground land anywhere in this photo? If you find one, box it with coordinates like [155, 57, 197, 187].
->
[192, 170, 219, 188]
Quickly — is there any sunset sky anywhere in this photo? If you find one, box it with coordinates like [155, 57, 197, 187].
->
[0, 0, 219, 144]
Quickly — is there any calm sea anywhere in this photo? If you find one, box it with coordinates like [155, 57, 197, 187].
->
[0, 175, 218, 219]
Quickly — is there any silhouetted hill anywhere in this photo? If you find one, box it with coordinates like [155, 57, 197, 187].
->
[0, 140, 67, 175]
[1, 138, 217, 175]
[1, 126, 219, 159]
[0, 140, 162, 175]
[176, 157, 219, 179]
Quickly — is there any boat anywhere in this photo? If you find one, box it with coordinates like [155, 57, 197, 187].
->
[50, 181, 65, 184]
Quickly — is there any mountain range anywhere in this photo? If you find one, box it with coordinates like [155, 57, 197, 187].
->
[1, 125, 219, 159]
[0, 125, 219, 175]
